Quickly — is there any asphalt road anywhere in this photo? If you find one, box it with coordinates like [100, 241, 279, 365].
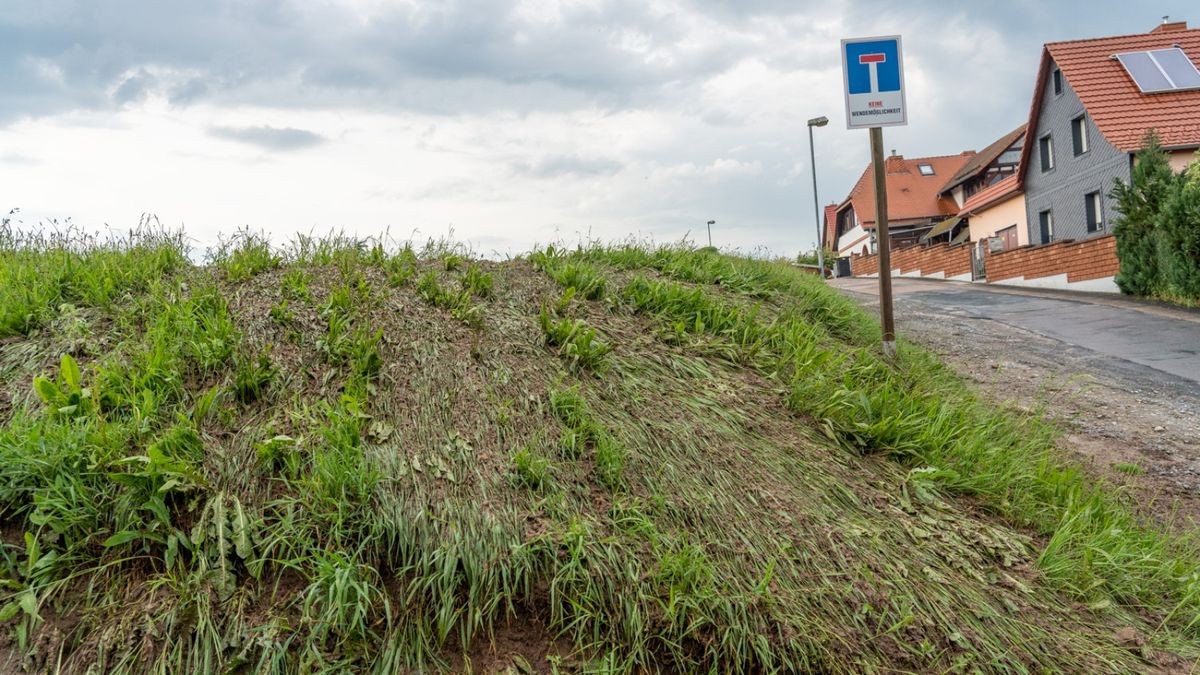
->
[831, 277, 1200, 388]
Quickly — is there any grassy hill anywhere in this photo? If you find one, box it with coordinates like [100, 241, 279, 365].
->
[1, 226, 1198, 673]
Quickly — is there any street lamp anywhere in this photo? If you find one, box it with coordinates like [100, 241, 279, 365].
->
[807, 116, 829, 278]
[706, 220, 716, 248]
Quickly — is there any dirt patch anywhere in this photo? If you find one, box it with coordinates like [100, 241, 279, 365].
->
[451, 608, 576, 674]
[878, 296, 1200, 528]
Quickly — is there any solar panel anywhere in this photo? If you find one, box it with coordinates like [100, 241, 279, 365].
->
[1116, 52, 1172, 92]
[1116, 48, 1200, 93]
[1154, 48, 1200, 88]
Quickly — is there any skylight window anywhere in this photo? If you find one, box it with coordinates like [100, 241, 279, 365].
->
[1115, 48, 1200, 93]
[917, 163, 935, 176]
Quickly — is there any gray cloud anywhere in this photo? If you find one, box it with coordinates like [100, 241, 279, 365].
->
[2, 0, 1197, 255]
[208, 125, 326, 151]
[168, 77, 210, 105]
[1, 0, 1192, 129]
[112, 69, 155, 105]
[0, 0, 757, 122]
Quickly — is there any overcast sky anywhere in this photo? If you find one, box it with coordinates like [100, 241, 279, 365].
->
[0, 1, 1193, 257]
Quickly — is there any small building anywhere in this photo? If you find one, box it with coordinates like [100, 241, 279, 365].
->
[960, 175, 1027, 251]
[829, 151, 976, 258]
[929, 125, 1028, 253]
[939, 125, 1026, 209]
[1019, 20, 1200, 245]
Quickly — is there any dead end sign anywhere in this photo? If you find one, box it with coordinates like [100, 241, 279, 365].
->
[841, 35, 907, 129]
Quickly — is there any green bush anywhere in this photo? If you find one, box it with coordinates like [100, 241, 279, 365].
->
[1111, 132, 1200, 303]
[1159, 164, 1200, 299]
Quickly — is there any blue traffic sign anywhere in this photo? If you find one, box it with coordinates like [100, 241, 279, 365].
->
[841, 35, 907, 129]
[845, 40, 901, 94]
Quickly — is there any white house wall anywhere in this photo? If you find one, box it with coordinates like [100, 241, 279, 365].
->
[835, 224, 871, 258]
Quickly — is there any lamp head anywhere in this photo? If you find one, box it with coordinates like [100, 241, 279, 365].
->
[807, 116, 829, 127]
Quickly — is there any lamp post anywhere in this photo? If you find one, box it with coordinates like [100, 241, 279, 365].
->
[807, 116, 829, 277]
[706, 220, 716, 248]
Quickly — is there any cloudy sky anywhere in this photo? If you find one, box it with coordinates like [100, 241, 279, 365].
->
[0, 1, 1193, 257]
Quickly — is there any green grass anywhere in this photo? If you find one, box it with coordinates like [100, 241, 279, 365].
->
[0, 219, 186, 338]
[1113, 462, 1144, 476]
[383, 246, 418, 288]
[416, 270, 483, 327]
[0, 233, 1198, 673]
[214, 230, 282, 282]
[572, 244, 1200, 609]
[538, 307, 612, 372]
[460, 263, 494, 298]
[532, 248, 607, 301]
[511, 444, 554, 490]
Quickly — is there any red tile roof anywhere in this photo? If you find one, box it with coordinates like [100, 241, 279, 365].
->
[822, 203, 838, 249]
[940, 125, 1025, 193]
[957, 175, 1021, 216]
[1018, 25, 1200, 185]
[839, 152, 976, 229]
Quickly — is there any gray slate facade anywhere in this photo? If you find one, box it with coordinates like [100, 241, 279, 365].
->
[1024, 58, 1132, 245]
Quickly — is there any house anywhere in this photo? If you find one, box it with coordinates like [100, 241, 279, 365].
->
[829, 151, 976, 258]
[822, 203, 839, 254]
[929, 125, 1029, 252]
[960, 175, 1027, 252]
[939, 126, 1026, 209]
[1019, 20, 1200, 245]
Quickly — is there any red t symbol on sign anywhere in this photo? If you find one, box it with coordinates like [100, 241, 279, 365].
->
[858, 53, 887, 93]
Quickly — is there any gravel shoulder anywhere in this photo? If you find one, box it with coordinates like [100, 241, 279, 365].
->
[839, 284, 1200, 528]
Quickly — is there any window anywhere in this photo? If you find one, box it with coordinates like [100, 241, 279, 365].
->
[1038, 209, 1054, 243]
[1115, 48, 1200, 93]
[917, 163, 935, 176]
[1039, 134, 1054, 172]
[1071, 115, 1089, 156]
[836, 207, 855, 239]
[997, 148, 1022, 166]
[997, 224, 1018, 251]
[1052, 68, 1063, 96]
[1085, 192, 1103, 232]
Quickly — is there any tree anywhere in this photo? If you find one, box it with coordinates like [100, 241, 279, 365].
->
[1109, 131, 1177, 296]
[1157, 151, 1200, 299]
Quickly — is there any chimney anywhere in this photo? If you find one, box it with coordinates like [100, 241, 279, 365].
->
[1150, 17, 1188, 33]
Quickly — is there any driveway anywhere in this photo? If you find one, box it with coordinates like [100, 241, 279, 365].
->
[831, 276, 1200, 524]
[832, 277, 1200, 387]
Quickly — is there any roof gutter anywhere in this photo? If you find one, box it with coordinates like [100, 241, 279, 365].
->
[1158, 143, 1200, 152]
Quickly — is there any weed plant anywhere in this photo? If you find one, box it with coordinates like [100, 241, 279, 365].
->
[213, 230, 282, 282]
[548, 386, 624, 490]
[460, 264, 494, 298]
[538, 308, 612, 372]
[416, 271, 483, 327]
[0, 218, 186, 337]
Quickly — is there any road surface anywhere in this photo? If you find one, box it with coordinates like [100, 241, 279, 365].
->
[833, 277, 1200, 387]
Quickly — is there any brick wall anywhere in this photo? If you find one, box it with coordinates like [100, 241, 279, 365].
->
[849, 235, 1120, 293]
[850, 250, 879, 276]
[985, 234, 1118, 283]
[850, 243, 971, 279]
